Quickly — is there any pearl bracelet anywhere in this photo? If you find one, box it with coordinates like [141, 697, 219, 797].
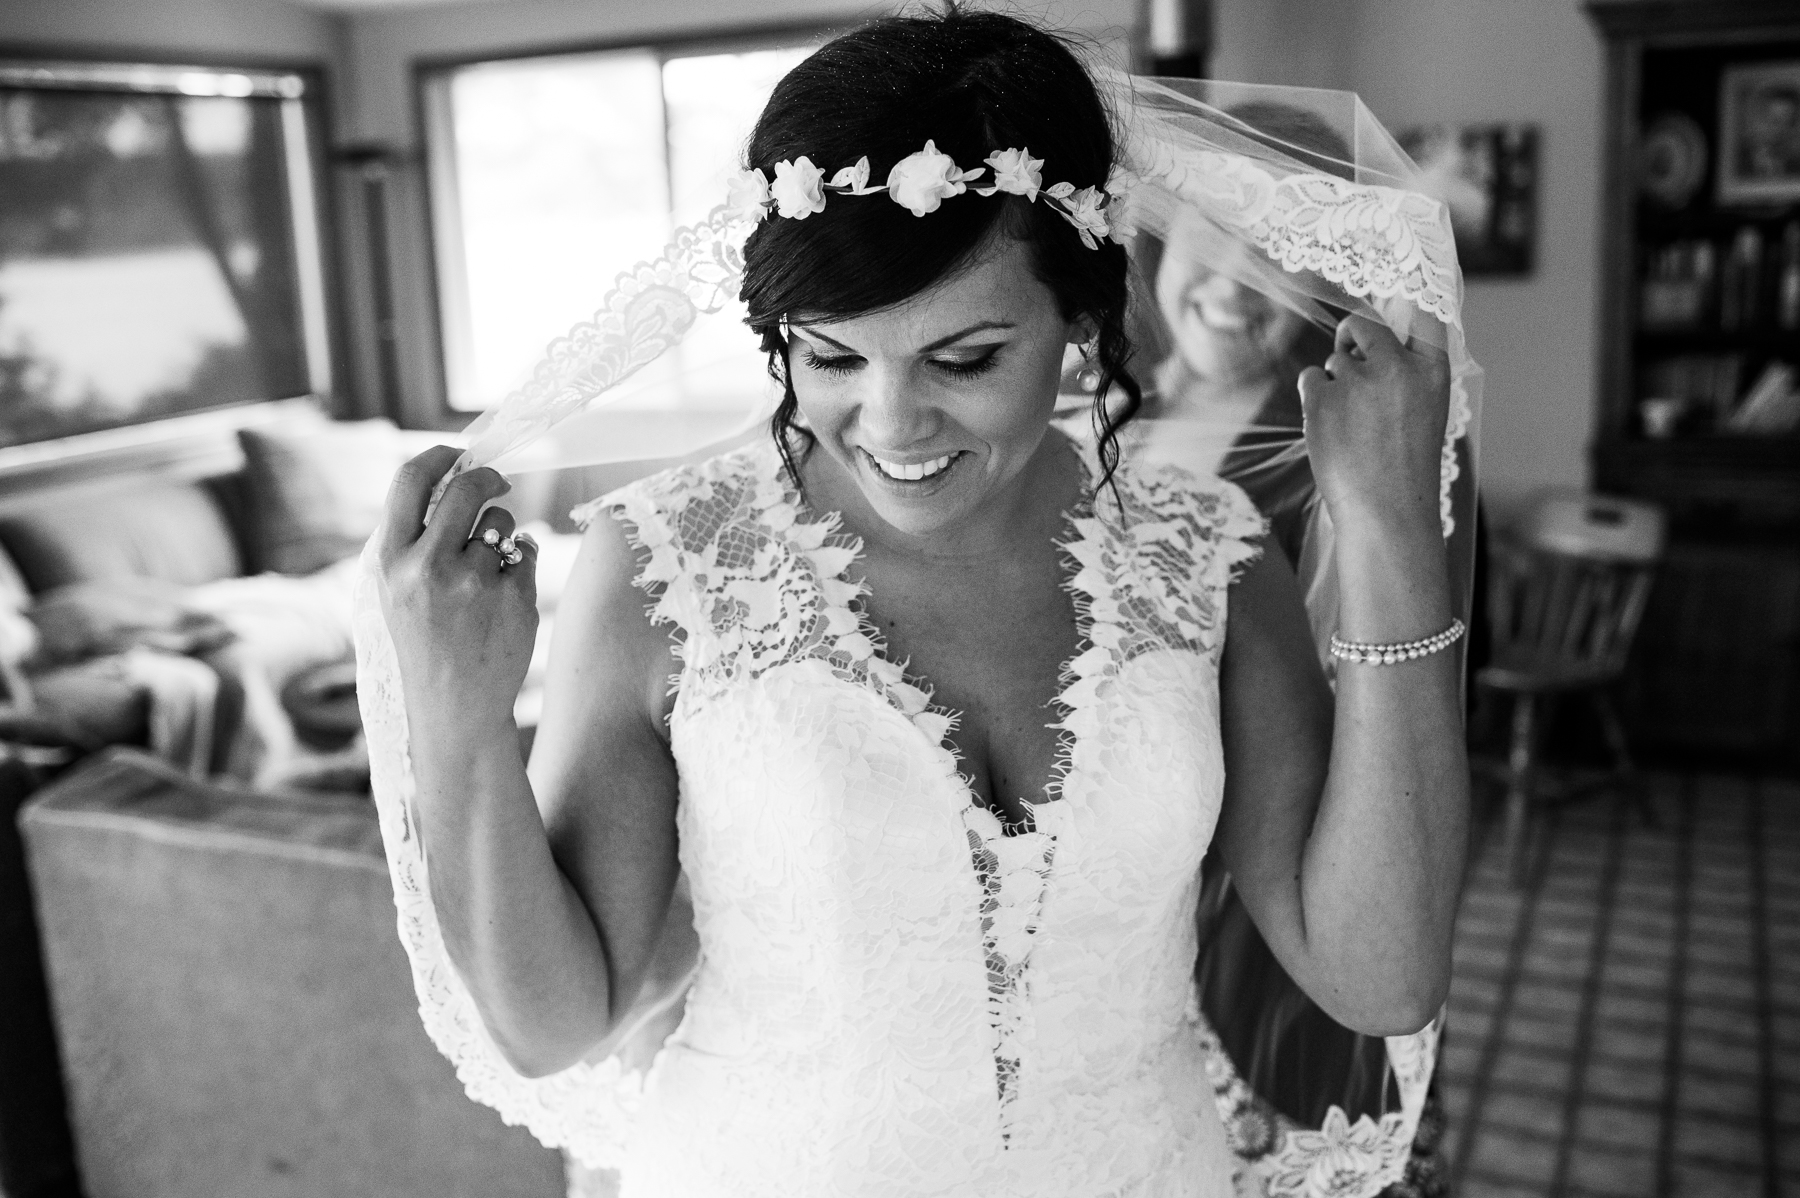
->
[1329, 618, 1466, 666]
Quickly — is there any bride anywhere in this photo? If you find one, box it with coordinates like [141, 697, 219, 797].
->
[359, 7, 1475, 1196]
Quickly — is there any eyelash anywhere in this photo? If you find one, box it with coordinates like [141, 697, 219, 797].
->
[798, 349, 1001, 379]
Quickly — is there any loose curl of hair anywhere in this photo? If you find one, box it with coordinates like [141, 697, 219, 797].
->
[738, 4, 1140, 497]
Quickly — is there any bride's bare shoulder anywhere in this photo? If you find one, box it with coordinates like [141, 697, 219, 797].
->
[532, 456, 709, 737]
[551, 446, 765, 709]
[538, 495, 684, 740]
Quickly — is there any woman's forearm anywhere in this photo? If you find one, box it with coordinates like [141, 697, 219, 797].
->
[1300, 511, 1469, 1030]
[410, 720, 617, 1077]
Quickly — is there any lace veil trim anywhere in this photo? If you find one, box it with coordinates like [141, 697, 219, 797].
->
[351, 543, 649, 1170]
[1108, 70, 1479, 540]
[1200, 1013, 1443, 1198]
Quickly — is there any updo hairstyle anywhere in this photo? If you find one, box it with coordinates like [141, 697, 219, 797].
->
[739, 5, 1140, 490]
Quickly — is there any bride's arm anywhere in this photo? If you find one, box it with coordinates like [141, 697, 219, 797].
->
[378, 450, 681, 1078]
[1212, 316, 1469, 1038]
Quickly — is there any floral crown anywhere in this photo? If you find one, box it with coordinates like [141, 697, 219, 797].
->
[727, 142, 1117, 249]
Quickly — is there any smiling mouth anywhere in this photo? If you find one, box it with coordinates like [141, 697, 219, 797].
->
[862, 449, 961, 482]
[1185, 298, 1254, 333]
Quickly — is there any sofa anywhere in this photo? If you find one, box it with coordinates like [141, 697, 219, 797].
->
[19, 748, 568, 1198]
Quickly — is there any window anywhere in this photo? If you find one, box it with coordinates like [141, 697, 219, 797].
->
[0, 60, 329, 448]
[423, 37, 815, 418]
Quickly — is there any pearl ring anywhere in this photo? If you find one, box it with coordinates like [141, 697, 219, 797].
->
[481, 526, 525, 567]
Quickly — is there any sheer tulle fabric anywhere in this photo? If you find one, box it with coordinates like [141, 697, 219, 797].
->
[357, 68, 1478, 1198]
[1113, 82, 1473, 1192]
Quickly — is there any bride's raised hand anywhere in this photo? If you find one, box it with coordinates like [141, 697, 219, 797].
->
[1297, 313, 1452, 539]
[373, 445, 540, 741]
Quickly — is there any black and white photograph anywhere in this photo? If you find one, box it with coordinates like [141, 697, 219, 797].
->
[0, 4, 1795, 1198]
[1717, 58, 1800, 205]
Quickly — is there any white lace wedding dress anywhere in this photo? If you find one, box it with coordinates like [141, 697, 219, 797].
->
[356, 431, 1286, 1196]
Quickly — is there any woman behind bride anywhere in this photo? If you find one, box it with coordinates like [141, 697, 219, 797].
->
[365, 7, 1470, 1196]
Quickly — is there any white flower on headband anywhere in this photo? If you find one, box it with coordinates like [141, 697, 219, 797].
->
[978, 147, 1044, 202]
[727, 168, 772, 224]
[886, 140, 986, 217]
[827, 156, 883, 196]
[1101, 167, 1137, 240]
[772, 156, 827, 220]
[1060, 185, 1110, 249]
[724, 144, 1116, 249]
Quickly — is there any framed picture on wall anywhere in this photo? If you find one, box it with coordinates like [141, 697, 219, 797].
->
[1397, 122, 1539, 276]
[1717, 59, 1800, 205]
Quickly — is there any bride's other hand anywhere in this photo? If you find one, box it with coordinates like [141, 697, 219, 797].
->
[373, 445, 540, 741]
[1297, 313, 1452, 537]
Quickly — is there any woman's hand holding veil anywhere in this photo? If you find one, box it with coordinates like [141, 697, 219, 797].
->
[367, 445, 642, 1081]
[1297, 314, 1454, 542]
[373, 446, 541, 747]
[1218, 312, 1467, 1038]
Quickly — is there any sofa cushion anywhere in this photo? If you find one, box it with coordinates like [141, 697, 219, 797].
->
[238, 418, 444, 576]
[0, 483, 243, 593]
[26, 579, 236, 670]
[19, 657, 153, 749]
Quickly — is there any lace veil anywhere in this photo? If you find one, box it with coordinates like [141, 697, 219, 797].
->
[354, 61, 1481, 1198]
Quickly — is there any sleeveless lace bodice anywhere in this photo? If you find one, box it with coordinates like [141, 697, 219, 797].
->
[353, 438, 1434, 1198]
[564, 439, 1259, 1197]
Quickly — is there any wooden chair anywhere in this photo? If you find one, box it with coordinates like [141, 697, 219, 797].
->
[1476, 490, 1667, 881]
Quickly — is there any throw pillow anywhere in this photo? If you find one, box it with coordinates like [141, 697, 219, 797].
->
[238, 418, 442, 576]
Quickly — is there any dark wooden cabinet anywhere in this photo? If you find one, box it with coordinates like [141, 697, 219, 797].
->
[1586, 1, 1800, 765]
[1618, 540, 1800, 755]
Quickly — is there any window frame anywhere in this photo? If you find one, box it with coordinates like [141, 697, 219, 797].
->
[0, 50, 342, 503]
[412, 20, 835, 425]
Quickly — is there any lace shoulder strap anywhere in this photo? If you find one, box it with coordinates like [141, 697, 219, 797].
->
[571, 442, 865, 694]
[574, 441, 959, 760]
[1069, 458, 1267, 669]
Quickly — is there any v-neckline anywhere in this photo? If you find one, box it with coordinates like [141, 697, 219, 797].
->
[779, 436, 1101, 834]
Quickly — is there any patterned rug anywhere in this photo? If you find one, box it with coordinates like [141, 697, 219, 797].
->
[1442, 771, 1800, 1197]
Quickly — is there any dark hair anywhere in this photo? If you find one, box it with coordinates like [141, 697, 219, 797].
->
[738, 5, 1139, 494]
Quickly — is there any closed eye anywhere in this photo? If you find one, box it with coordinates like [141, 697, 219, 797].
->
[799, 348, 861, 376]
[797, 345, 1003, 378]
[932, 349, 1000, 377]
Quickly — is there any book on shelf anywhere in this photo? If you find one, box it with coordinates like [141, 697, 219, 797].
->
[1726, 362, 1800, 436]
[1640, 354, 1744, 418]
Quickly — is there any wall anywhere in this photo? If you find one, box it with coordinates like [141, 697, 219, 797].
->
[1211, 0, 1355, 91]
[1214, 0, 1606, 519]
[0, 0, 345, 82]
